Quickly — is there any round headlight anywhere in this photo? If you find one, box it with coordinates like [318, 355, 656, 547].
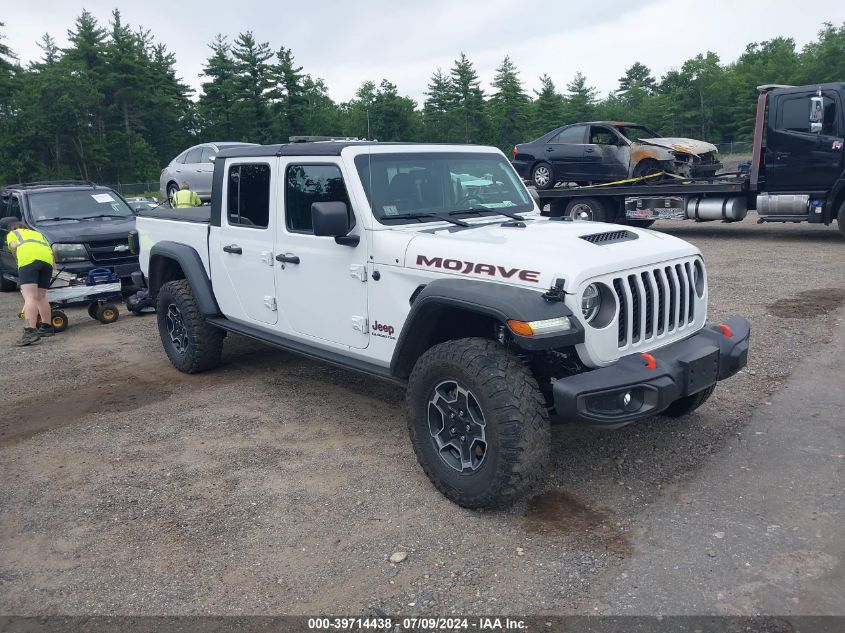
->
[581, 284, 602, 322]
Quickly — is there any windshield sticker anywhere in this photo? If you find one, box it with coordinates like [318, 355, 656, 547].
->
[481, 201, 515, 209]
[382, 205, 399, 216]
[92, 193, 115, 203]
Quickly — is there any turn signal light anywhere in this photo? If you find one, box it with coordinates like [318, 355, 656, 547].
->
[718, 324, 733, 337]
[641, 353, 657, 370]
[507, 316, 572, 337]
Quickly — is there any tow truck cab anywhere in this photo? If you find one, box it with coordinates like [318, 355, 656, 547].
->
[753, 83, 845, 219]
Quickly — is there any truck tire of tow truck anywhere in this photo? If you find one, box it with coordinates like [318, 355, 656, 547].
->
[661, 385, 715, 418]
[838, 200, 845, 239]
[563, 197, 608, 222]
[406, 337, 550, 509]
[156, 279, 223, 374]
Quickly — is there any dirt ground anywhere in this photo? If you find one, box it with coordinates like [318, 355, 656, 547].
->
[0, 218, 843, 616]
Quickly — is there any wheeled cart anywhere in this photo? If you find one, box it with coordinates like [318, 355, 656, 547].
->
[19, 267, 123, 331]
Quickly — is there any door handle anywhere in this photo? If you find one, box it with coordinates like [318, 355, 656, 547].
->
[546, 147, 554, 152]
[223, 244, 242, 254]
[275, 253, 300, 264]
[585, 148, 595, 153]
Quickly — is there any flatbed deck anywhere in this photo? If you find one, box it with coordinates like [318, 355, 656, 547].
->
[534, 175, 750, 204]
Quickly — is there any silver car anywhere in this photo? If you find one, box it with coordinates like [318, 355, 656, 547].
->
[159, 142, 258, 202]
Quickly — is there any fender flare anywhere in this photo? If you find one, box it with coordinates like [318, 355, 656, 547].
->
[148, 241, 220, 316]
[389, 278, 584, 379]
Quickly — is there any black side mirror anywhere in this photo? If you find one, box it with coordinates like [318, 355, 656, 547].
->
[311, 201, 359, 246]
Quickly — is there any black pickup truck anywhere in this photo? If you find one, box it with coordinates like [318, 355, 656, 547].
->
[0, 181, 140, 291]
[533, 83, 845, 238]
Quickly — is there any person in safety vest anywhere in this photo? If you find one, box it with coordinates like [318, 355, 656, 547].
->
[172, 181, 201, 208]
[1, 217, 56, 346]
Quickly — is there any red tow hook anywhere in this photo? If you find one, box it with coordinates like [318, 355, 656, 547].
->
[717, 324, 733, 338]
[641, 353, 657, 370]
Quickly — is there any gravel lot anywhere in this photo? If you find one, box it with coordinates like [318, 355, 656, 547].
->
[0, 218, 843, 616]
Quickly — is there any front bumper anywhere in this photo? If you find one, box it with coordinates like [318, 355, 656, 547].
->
[56, 260, 141, 288]
[553, 316, 750, 426]
[689, 161, 723, 177]
[511, 160, 532, 179]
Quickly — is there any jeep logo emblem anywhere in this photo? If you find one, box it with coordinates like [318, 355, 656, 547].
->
[373, 321, 395, 336]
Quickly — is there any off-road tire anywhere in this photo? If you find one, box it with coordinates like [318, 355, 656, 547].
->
[661, 385, 715, 418]
[563, 197, 608, 222]
[531, 162, 555, 190]
[406, 337, 550, 509]
[156, 279, 223, 374]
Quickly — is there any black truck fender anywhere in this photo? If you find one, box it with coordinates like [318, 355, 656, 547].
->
[147, 241, 221, 316]
[389, 278, 584, 379]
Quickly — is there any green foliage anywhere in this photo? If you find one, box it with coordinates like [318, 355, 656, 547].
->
[530, 75, 565, 139]
[0, 15, 842, 185]
[489, 56, 530, 152]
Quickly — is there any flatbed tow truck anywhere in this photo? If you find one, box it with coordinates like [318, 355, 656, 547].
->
[533, 83, 845, 238]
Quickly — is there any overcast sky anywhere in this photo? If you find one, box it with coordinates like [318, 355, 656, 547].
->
[2, 1, 844, 103]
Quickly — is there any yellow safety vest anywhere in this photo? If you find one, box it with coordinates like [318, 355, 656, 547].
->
[173, 189, 201, 208]
[6, 228, 54, 267]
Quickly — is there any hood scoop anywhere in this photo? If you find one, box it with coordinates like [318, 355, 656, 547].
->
[580, 230, 638, 245]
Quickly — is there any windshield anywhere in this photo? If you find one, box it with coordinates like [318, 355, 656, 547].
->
[614, 125, 661, 142]
[354, 152, 533, 224]
[28, 190, 135, 223]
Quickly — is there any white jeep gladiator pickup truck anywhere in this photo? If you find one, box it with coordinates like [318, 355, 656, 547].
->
[133, 142, 750, 508]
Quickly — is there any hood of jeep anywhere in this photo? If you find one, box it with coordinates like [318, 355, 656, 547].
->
[402, 219, 700, 291]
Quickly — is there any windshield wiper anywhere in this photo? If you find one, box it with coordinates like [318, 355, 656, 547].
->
[449, 208, 526, 221]
[383, 212, 469, 227]
[77, 214, 132, 220]
[38, 216, 81, 222]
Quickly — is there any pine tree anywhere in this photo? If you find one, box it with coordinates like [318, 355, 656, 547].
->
[270, 46, 305, 139]
[198, 35, 238, 139]
[564, 72, 598, 122]
[423, 68, 453, 142]
[531, 74, 565, 137]
[488, 56, 529, 151]
[617, 62, 657, 97]
[448, 52, 486, 143]
[230, 31, 274, 143]
[36, 34, 60, 65]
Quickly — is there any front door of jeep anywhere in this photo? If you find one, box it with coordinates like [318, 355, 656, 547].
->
[274, 160, 369, 349]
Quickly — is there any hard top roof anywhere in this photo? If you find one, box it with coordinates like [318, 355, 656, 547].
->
[215, 141, 498, 159]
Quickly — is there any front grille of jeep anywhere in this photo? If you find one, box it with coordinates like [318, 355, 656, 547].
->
[613, 260, 699, 350]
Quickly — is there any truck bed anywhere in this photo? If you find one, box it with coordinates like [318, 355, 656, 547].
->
[137, 206, 211, 223]
[136, 207, 211, 278]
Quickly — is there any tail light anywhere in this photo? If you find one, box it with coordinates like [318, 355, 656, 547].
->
[513, 146, 517, 159]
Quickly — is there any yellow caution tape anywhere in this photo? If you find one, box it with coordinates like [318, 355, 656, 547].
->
[574, 171, 686, 189]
